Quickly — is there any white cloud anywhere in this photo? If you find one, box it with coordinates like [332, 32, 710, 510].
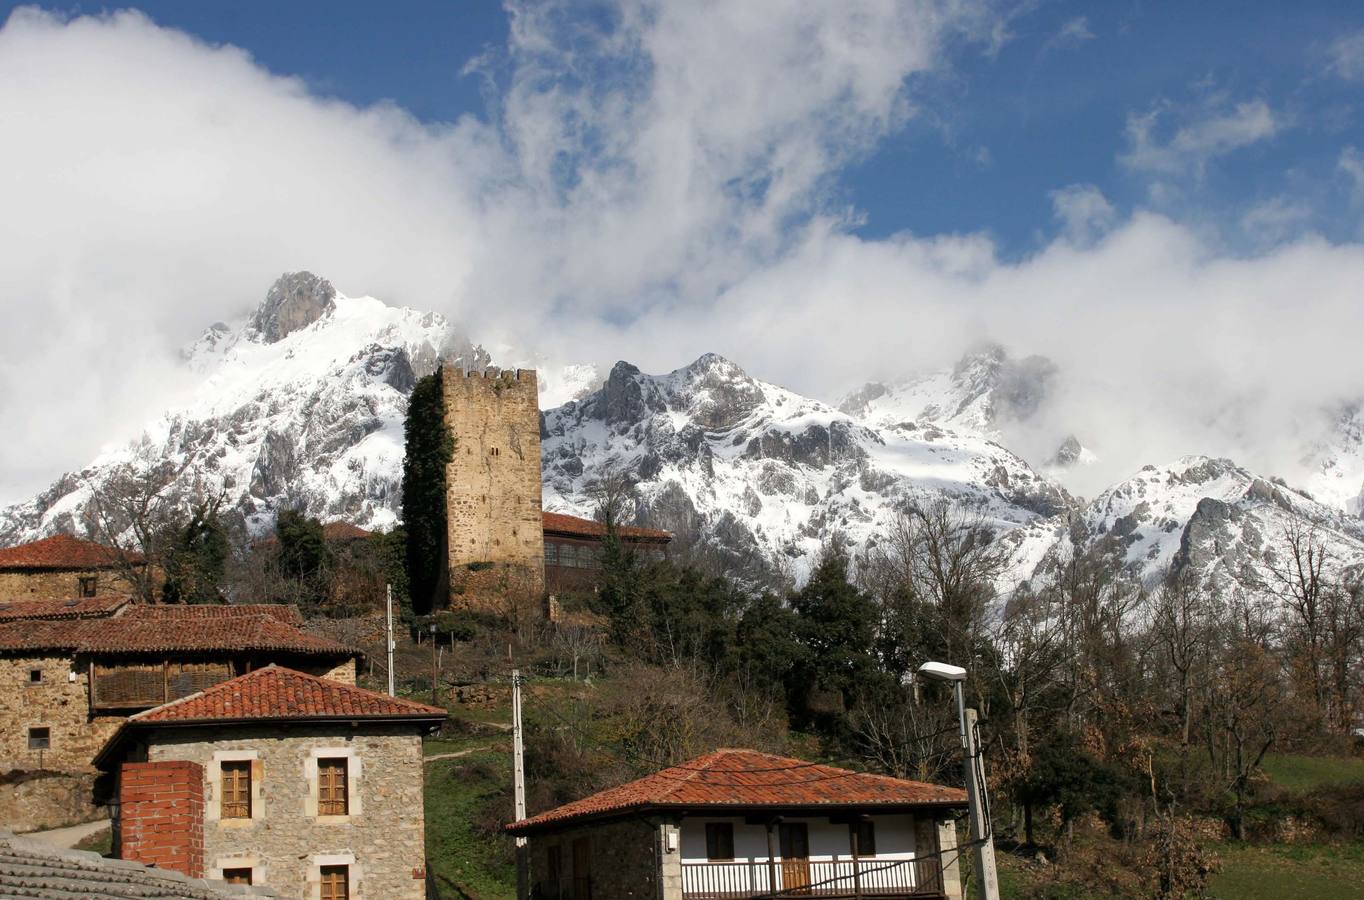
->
[1340, 146, 1364, 200]
[1048, 16, 1094, 49]
[1327, 29, 1364, 81]
[1120, 99, 1279, 177]
[1049, 183, 1116, 245]
[1240, 196, 1314, 243]
[0, 3, 1361, 507]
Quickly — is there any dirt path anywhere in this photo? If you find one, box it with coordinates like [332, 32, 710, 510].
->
[424, 745, 494, 763]
[19, 818, 109, 850]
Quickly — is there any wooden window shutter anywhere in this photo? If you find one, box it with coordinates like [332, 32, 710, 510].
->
[320, 865, 349, 900]
[220, 761, 251, 819]
[318, 757, 348, 816]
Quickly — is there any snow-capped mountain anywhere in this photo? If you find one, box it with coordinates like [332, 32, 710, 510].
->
[541, 354, 1073, 584]
[839, 344, 1095, 476]
[4, 271, 1363, 601]
[0, 273, 485, 540]
[1002, 455, 1364, 594]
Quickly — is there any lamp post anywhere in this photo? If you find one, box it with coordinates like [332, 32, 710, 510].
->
[917, 661, 1000, 900]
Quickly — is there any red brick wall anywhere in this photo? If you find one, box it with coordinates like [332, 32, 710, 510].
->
[118, 760, 204, 878]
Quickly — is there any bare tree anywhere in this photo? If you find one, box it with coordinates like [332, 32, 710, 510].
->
[1151, 568, 1216, 745]
[82, 439, 194, 602]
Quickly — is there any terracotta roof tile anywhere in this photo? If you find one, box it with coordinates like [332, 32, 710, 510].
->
[0, 604, 352, 656]
[321, 522, 375, 542]
[0, 595, 130, 622]
[507, 749, 967, 832]
[542, 511, 672, 542]
[129, 665, 446, 723]
[0, 534, 142, 570]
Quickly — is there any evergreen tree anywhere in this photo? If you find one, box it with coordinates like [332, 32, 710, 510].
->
[402, 369, 454, 614]
[275, 510, 332, 611]
[160, 500, 228, 604]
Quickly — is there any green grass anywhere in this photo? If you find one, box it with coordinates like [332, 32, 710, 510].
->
[424, 744, 517, 899]
[1262, 753, 1364, 792]
[72, 826, 112, 857]
[1211, 842, 1364, 899]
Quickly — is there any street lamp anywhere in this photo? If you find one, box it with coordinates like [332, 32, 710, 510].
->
[918, 661, 999, 900]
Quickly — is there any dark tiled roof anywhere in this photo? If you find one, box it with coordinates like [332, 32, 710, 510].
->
[507, 748, 967, 833]
[128, 664, 446, 724]
[0, 594, 130, 622]
[0, 830, 276, 897]
[0, 604, 352, 657]
[542, 511, 672, 542]
[0, 534, 142, 570]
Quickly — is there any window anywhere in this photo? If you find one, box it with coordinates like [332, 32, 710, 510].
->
[320, 865, 349, 900]
[221, 761, 252, 819]
[28, 727, 50, 750]
[222, 868, 252, 885]
[79, 576, 98, 597]
[544, 542, 559, 566]
[318, 757, 349, 816]
[705, 823, 735, 861]
[28, 669, 42, 684]
[851, 821, 876, 857]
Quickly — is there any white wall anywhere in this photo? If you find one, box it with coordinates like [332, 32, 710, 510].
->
[678, 814, 931, 895]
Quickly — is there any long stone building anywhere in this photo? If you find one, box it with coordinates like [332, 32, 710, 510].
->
[0, 534, 150, 600]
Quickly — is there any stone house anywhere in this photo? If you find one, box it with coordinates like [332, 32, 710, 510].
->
[0, 600, 360, 832]
[95, 665, 446, 899]
[506, 748, 968, 900]
[0, 533, 150, 600]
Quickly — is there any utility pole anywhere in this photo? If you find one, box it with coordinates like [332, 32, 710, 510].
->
[385, 583, 395, 697]
[961, 706, 1000, 900]
[918, 661, 1000, 900]
[511, 669, 529, 899]
[429, 621, 438, 706]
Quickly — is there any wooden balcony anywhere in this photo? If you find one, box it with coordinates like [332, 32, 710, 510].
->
[681, 856, 944, 899]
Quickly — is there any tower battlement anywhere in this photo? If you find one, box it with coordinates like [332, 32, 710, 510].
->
[441, 364, 545, 607]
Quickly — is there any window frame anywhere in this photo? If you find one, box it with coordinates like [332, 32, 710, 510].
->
[27, 668, 42, 684]
[705, 822, 735, 862]
[221, 867, 252, 885]
[78, 575, 98, 597]
[27, 726, 51, 750]
[220, 760, 252, 820]
[319, 864, 349, 900]
[317, 757, 349, 817]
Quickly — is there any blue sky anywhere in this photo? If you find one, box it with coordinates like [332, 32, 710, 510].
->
[4, 1, 1364, 501]
[7, 1, 1363, 256]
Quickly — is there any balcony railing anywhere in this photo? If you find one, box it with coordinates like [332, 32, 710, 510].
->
[681, 856, 944, 899]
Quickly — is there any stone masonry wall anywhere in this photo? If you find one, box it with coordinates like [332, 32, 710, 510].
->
[0, 654, 124, 830]
[443, 367, 545, 608]
[0, 568, 127, 601]
[119, 760, 205, 878]
[146, 724, 427, 899]
[527, 816, 666, 900]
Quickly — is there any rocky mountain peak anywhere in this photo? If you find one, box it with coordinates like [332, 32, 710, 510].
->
[250, 271, 337, 343]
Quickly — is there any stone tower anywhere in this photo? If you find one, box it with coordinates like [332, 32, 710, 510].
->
[442, 367, 545, 607]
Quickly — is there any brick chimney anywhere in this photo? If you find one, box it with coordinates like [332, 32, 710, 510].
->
[117, 760, 205, 878]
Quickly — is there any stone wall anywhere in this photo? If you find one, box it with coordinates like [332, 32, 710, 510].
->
[0, 653, 125, 830]
[0, 568, 127, 601]
[443, 367, 545, 609]
[526, 815, 667, 900]
[144, 723, 427, 899]
[119, 760, 205, 878]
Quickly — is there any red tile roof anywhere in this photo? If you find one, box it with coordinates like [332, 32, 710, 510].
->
[0, 603, 352, 657]
[321, 522, 375, 542]
[541, 511, 672, 542]
[0, 594, 130, 622]
[127, 664, 446, 724]
[0, 534, 143, 570]
[507, 748, 967, 833]
[96, 665, 445, 769]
